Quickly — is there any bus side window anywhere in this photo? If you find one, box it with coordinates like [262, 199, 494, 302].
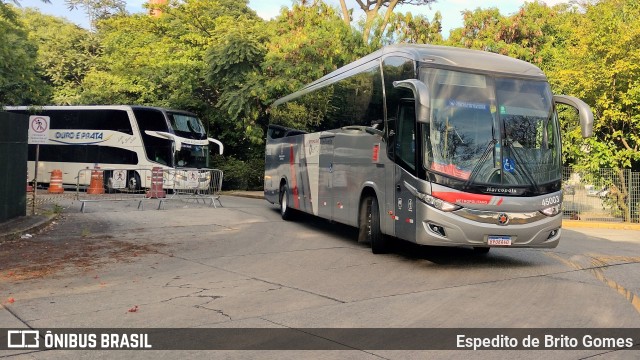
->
[386, 117, 396, 159]
[395, 101, 416, 174]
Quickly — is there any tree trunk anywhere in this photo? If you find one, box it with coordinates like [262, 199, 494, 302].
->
[339, 0, 351, 26]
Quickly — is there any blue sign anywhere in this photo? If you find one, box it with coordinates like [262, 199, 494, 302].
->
[503, 158, 515, 173]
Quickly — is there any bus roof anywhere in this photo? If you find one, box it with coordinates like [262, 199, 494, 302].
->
[3, 105, 198, 117]
[274, 44, 547, 107]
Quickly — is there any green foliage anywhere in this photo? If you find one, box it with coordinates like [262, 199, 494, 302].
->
[79, 13, 206, 109]
[20, 8, 98, 104]
[549, 0, 640, 173]
[341, 0, 436, 44]
[205, 13, 268, 146]
[265, 1, 365, 86]
[260, 2, 364, 116]
[65, 0, 126, 28]
[205, 0, 364, 149]
[211, 155, 264, 191]
[369, 10, 443, 48]
[446, 2, 576, 66]
[0, 4, 51, 105]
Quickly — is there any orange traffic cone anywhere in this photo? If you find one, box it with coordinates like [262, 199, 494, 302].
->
[87, 167, 105, 195]
[146, 167, 166, 198]
[48, 169, 64, 194]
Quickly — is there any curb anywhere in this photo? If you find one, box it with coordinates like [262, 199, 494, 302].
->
[562, 220, 640, 231]
[222, 192, 265, 200]
[0, 214, 58, 244]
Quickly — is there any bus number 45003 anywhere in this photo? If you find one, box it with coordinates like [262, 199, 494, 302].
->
[541, 196, 560, 207]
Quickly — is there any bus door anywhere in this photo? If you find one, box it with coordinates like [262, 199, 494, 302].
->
[318, 134, 335, 220]
[393, 101, 418, 243]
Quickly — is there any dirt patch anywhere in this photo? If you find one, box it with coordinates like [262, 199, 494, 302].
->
[0, 235, 166, 282]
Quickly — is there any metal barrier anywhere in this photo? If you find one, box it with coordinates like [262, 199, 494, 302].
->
[563, 167, 640, 223]
[162, 168, 223, 209]
[75, 167, 223, 212]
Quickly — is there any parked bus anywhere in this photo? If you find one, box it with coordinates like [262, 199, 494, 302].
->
[5, 105, 223, 190]
[264, 44, 593, 254]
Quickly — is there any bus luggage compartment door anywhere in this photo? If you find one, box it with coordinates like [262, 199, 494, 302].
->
[394, 167, 418, 243]
[318, 135, 334, 221]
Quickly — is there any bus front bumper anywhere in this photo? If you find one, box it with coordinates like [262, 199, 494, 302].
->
[415, 205, 562, 248]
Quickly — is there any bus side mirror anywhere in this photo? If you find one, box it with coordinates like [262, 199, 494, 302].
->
[208, 137, 224, 155]
[393, 80, 430, 124]
[553, 95, 594, 138]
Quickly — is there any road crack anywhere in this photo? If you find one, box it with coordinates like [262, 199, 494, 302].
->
[545, 252, 640, 315]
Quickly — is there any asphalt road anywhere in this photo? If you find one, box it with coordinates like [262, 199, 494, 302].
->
[2, 195, 640, 359]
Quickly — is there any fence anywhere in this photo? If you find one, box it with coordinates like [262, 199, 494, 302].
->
[0, 112, 28, 222]
[75, 167, 223, 212]
[562, 167, 640, 223]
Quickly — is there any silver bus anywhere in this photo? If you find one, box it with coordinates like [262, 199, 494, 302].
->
[264, 44, 593, 254]
[5, 105, 223, 190]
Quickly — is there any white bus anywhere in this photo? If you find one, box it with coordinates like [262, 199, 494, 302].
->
[265, 44, 593, 254]
[5, 105, 223, 190]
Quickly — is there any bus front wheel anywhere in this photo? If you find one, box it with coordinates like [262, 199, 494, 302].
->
[128, 172, 141, 192]
[103, 170, 113, 192]
[360, 195, 389, 254]
[473, 247, 490, 254]
[280, 184, 294, 220]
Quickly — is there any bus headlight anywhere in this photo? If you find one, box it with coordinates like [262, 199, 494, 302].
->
[404, 181, 461, 212]
[417, 193, 461, 212]
[540, 204, 561, 216]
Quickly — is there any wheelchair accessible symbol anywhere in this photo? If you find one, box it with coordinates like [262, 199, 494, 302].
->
[503, 158, 515, 173]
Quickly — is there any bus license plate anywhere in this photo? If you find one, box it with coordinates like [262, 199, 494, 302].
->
[488, 236, 512, 246]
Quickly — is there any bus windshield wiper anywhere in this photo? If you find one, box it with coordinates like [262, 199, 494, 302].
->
[465, 139, 497, 187]
[505, 140, 538, 189]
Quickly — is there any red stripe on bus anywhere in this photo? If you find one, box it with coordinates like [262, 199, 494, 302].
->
[432, 191, 501, 206]
[372, 144, 380, 162]
[289, 144, 300, 209]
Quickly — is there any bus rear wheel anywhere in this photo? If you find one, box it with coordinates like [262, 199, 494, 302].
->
[280, 184, 294, 220]
[360, 195, 389, 254]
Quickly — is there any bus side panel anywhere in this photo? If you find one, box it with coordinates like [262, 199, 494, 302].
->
[317, 134, 334, 220]
[267, 130, 393, 231]
[304, 133, 322, 216]
[265, 134, 322, 218]
[264, 137, 280, 204]
[331, 130, 387, 228]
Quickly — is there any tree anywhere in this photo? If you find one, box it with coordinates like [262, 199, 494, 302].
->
[0, 3, 50, 105]
[375, 10, 442, 46]
[338, 0, 436, 44]
[206, 0, 364, 149]
[446, 2, 575, 66]
[549, 0, 640, 221]
[64, 0, 126, 30]
[20, 9, 99, 104]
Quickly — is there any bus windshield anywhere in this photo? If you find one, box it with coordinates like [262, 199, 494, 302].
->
[175, 144, 209, 168]
[168, 112, 207, 140]
[421, 69, 561, 189]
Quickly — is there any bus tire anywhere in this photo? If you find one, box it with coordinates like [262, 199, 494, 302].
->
[473, 247, 490, 254]
[280, 184, 294, 220]
[128, 171, 141, 192]
[361, 195, 388, 254]
[103, 170, 113, 192]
